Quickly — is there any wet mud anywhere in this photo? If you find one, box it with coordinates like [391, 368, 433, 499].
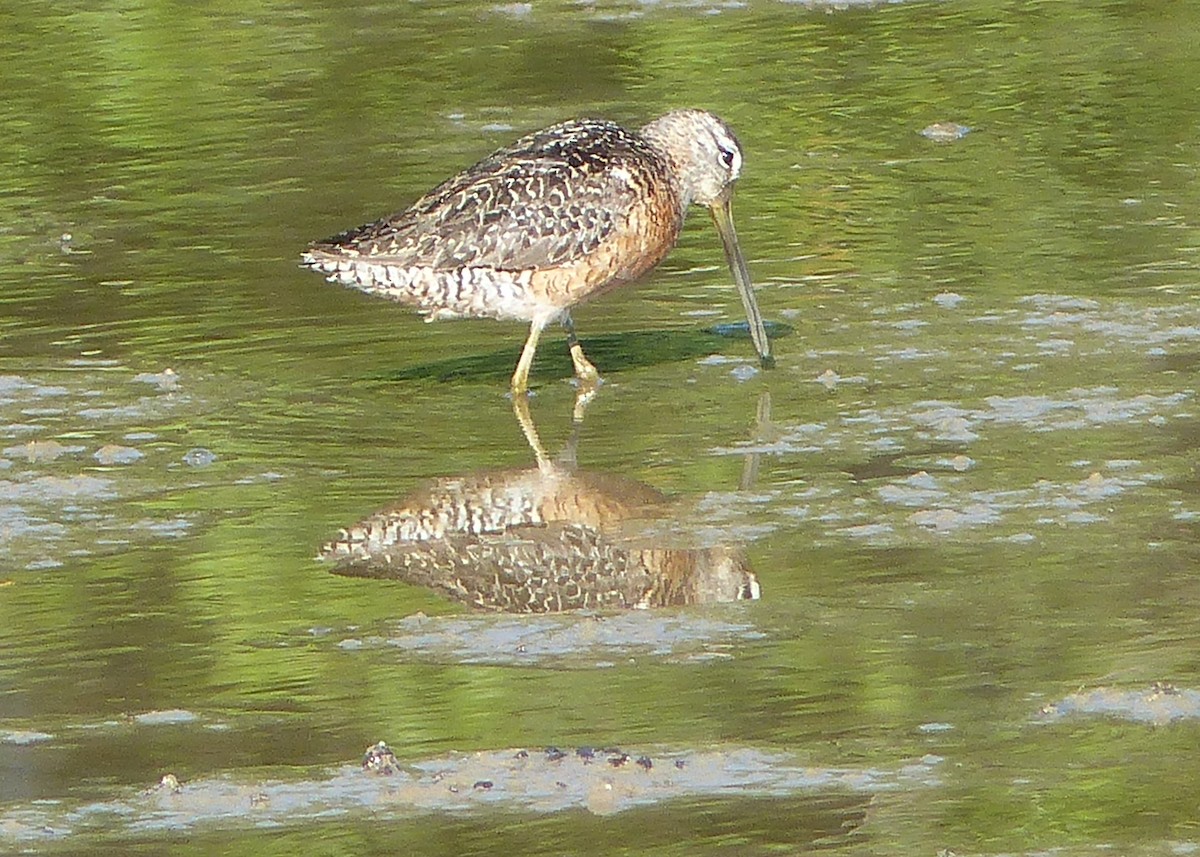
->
[0, 742, 941, 844]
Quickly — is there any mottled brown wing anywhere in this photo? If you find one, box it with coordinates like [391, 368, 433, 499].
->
[309, 120, 664, 271]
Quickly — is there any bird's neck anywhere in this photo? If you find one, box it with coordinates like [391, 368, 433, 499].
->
[638, 117, 696, 211]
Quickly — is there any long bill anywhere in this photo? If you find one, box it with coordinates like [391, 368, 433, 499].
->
[710, 188, 774, 369]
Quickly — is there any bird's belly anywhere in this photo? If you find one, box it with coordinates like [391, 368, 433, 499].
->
[303, 252, 558, 322]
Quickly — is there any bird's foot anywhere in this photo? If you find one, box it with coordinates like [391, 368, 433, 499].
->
[571, 384, 598, 424]
[568, 343, 601, 390]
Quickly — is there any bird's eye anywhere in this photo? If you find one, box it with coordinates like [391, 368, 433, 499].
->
[719, 149, 735, 168]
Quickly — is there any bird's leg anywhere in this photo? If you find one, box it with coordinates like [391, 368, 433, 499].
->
[563, 385, 594, 465]
[561, 311, 600, 389]
[571, 385, 596, 425]
[510, 394, 554, 474]
[511, 318, 546, 397]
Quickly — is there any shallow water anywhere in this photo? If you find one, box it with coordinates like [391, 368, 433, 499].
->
[3, 1, 1200, 854]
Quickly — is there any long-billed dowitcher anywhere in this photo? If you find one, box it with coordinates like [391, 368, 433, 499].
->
[301, 109, 773, 395]
[322, 398, 759, 612]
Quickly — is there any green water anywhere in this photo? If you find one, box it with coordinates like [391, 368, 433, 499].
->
[3, 1, 1200, 854]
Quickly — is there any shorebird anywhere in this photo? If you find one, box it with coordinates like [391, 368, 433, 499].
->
[302, 109, 773, 394]
[322, 397, 759, 612]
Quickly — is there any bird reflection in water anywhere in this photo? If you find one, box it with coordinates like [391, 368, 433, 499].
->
[321, 397, 763, 612]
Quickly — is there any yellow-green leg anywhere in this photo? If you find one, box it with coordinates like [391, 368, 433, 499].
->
[561, 312, 600, 388]
[510, 394, 553, 473]
[510, 375, 594, 475]
[511, 318, 546, 397]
